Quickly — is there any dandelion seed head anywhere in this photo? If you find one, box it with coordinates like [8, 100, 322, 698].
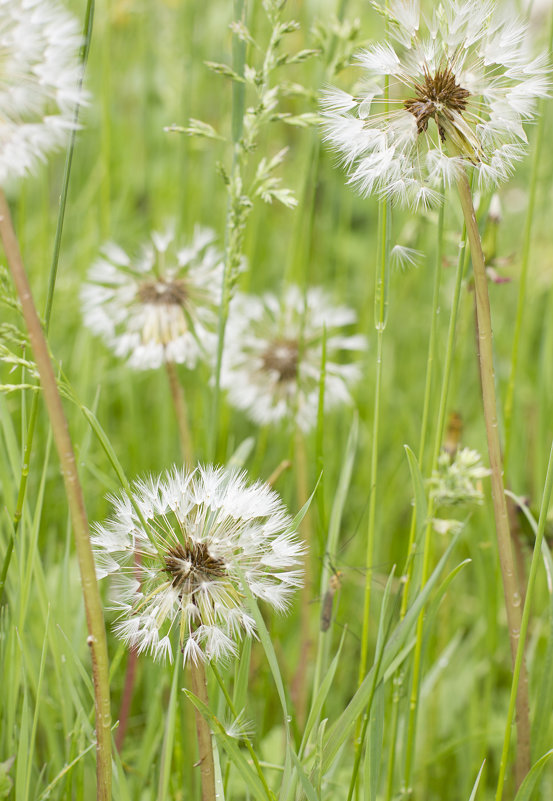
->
[322, 0, 550, 208]
[220, 285, 366, 431]
[0, 0, 84, 184]
[93, 465, 304, 665]
[81, 227, 223, 370]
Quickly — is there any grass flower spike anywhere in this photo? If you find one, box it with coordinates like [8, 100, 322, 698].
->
[428, 447, 490, 507]
[93, 465, 304, 665]
[0, 0, 82, 184]
[321, 0, 549, 208]
[221, 285, 366, 430]
[81, 227, 223, 370]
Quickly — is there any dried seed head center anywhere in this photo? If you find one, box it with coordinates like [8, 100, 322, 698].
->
[262, 338, 299, 382]
[164, 541, 226, 594]
[404, 65, 470, 142]
[137, 278, 188, 306]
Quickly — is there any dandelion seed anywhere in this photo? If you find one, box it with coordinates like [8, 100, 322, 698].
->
[0, 0, 83, 184]
[92, 465, 304, 665]
[224, 708, 255, 741]
[321, 0, 549, 208]
[390, 244, 422, 271]
[81, 227, 223, 370]
[220, 285, 366, 431]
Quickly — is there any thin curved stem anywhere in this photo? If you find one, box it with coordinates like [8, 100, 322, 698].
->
[0, 191, 112, 799]
[0, 0, 95, 606]
[457, 170, 530, 787]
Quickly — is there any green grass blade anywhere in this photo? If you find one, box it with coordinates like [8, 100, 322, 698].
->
[467, 760, 486, 801]
[321, 531, 462, 770]
[513, 750, 553, 801]
[300, 629, 346, 756]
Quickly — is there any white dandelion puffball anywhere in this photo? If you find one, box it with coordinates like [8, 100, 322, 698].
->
[81, 227, 223, 370]
[93, 465, 304, 665]
[221, 285, 366, 431]
[321, 0, 550, 209]
[0, 0, 82, 184]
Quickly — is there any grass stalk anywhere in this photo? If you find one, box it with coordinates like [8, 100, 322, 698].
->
[291, 427, 313, 724]
[399, 200, 445, 620]
[165, 361, 194, 465]
[385, 203, 444, 797]
[456, 169, 530, 786]
[503, 10, 553, 471]
[496, 442, 553, 799]
[0, 189, 112, 800]
[359, 196, 390, 683]
[208, 0, 247, 460]
[402, 216, 468, 793]
[189, 660, 217, 801]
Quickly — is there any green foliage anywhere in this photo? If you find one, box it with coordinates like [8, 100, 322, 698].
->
[2, 1, 553, 800]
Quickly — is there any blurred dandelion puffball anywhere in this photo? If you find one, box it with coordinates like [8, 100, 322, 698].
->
[93, 465, 304, 665]
[81, 227, 223, 370]
[0, 0, 82, 184]
[321, 0, 550, 209]
[221, 285, 366, 431]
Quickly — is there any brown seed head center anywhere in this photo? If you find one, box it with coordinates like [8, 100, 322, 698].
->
[137, 278, 188, 306]
[262, 338, 299, 382]
[404, 66, 470, 141]
[164, 541, 225, 593]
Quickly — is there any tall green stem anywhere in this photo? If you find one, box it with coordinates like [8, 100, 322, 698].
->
[0, 191, 112, 800]
[457, 170, 530, 787]
[503, 10, 553, 471]
[208, 0, 247, 460]
[386, 204, 444, 799]
[400, 201, 445, 621]
[358, 197, 390, 683]
[402, 216, 468, 793]
[497, 444, 553, 799]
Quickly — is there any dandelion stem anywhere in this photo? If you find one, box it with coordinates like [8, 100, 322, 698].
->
[189, 660, 217, 801]
[0, 189, 112, 800]
[165, 361, 194, 464]
[456, 169, 530, 787]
